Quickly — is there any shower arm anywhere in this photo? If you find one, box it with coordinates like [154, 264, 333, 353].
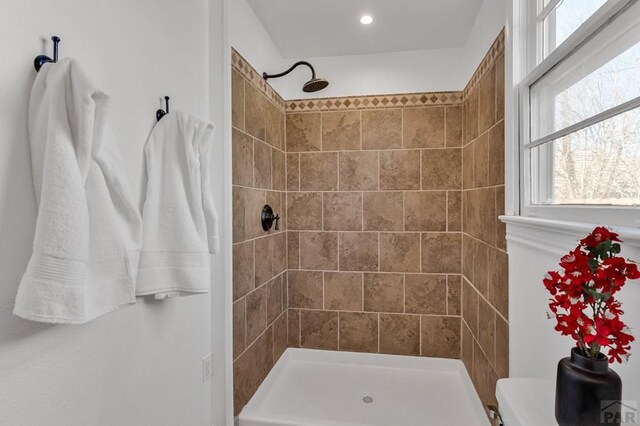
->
[263, 61, 316, 81]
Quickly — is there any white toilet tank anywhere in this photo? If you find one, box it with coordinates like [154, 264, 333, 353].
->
[496, 378, 558, 426]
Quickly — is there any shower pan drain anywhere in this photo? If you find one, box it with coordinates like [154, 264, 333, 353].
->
[362, 396, 374, 404]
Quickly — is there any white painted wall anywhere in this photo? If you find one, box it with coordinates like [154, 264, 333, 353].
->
[231, 0, 506, 100]
[0, 1, 218, 424]
[506, 218, 640, 402]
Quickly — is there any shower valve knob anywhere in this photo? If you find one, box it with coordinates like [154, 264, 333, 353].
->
[261, 204, 280, 232]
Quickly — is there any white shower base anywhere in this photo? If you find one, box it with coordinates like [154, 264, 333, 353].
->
[238, 348, 490, 426]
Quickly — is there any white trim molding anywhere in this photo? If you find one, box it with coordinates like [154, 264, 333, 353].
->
[501, 215, 640, 257]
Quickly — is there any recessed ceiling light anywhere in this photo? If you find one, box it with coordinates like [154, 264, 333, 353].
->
[360, 15, 373, 25]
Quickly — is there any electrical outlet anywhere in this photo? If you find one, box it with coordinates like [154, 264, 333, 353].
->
[202, 353, 212, 382]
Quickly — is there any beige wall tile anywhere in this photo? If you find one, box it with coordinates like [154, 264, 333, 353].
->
[266, 102, 284, 149]
[300, 310, 338, 350]
[379, 314, 420, 356]
[339, 151, 378, 191]
[465, 90, 479, 144]
[324, 272, 363, 311]
[287, 270, 323, 309]
[462, 321, 474, 376]
[421, 233, 462, 273]
[233, 328, 273, 415]
[271, 229, 287, 276]
[478, 297, 496, 366]
[379, 233, 421, 273]
[232, 70, 245, 131]
[322, 111, 361, 151]
[245, 83, 267, 141]
[496, 315, 509, 378]
[232, 128, 253, 187]
[405, 274, 447, 315]
[286, 113, 321, 152]
[495, 186, 507, 251]
[273, 314, 288, 362]
[403, 107, 445, 149]
[299, 152, 338, 191]
[447, 191, 462, 232]
[286, 153, 300, 191]
[404, 191, 447, 232]
[462, 142, 474, 190]
[478, 65, 496, 134]
[339, 312, 378, 353]
[272, 149, 286, 191]
[323, 192, 363, 231]
[488, 121, 505, 186]
[488, 248, 509, 319]
[379, 150, 421, 190]
[339, 232, 379, 272]
[472, 242, 489, 298]
[473, 132, 489, 188]
[462, 234, 474, 282]
[233, 240, 254, 301]
[363, 192, 403, 231]
[422, 148, 462, 190]
[299, 231, 338, 271]
[246, 286, 267, 344]
[288, 308, 300, 348]
[477, 187, 497, 245]
[363, 273, 404, 313]
[266, 274, 284, 324]
[253, 140, 272, 189]
[287, 192, 322, 230]
[472, 341, 499, 407]
[421, 316, 461, 359]
[254, 236, 273, 287]
[287, 231, 300, 270]
[233, 298, 246, 359]
[447, 275, 462, 315]
[233, 186, 266, 243]
[496, 54, 505, 122]
[362, 109, 402, 150]
[446, 106, 463, 148]
[463, 279, 479, 337]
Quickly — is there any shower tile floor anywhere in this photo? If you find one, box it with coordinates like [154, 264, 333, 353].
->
[238, 348, 490, 426]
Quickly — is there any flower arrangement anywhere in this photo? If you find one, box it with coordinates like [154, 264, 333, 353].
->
[544, 227, 639, 363]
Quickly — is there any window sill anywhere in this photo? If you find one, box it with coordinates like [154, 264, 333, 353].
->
[500, 215, 640, 255]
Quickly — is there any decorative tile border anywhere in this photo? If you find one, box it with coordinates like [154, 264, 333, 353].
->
[285, 91, 463, 113]
[232, 48, 286, 110]
[463, 28, 505, 99]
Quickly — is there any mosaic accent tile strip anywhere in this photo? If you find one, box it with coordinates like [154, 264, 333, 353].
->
[285, 91, 463, 113]
[463, 28, 505, 100]
[232, 48, 286, 111]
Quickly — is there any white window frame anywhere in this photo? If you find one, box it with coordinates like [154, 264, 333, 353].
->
[518, 0, 640, 228]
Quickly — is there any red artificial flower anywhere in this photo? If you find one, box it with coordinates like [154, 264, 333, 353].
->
[544, 226, 638, 363]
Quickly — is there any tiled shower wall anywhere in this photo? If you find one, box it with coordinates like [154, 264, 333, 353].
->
[232, 29, 507, 414]
[231, 50, 288, 414]
[461, 30, 508, 408]
[284, 99, 465, 357]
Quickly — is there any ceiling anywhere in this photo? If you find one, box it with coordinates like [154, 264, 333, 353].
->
[247, 0, 485, 58]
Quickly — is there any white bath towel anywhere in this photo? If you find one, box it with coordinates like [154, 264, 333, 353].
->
[137, 110, 219, 298]
[14, 59, 142, 324]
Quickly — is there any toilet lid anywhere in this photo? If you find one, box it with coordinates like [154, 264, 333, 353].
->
[496, 378, 557, 426]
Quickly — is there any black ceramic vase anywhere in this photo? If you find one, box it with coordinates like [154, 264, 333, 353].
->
[556, 347, 622, 426]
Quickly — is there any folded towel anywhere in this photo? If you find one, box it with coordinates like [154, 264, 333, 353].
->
[137, 110, 219, 298]
[14, 59, 142, 324]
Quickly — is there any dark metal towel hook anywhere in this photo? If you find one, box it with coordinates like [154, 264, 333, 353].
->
[156, 96, 170, 121]
[34, 36, 61, 72]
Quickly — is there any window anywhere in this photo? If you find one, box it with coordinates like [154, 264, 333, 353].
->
[520, 0, 640, 227]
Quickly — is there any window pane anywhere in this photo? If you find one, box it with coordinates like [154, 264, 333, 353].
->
[541, 0, 607, 59]
[531, 2, 640, 141]
[530, 107, 640, 206]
